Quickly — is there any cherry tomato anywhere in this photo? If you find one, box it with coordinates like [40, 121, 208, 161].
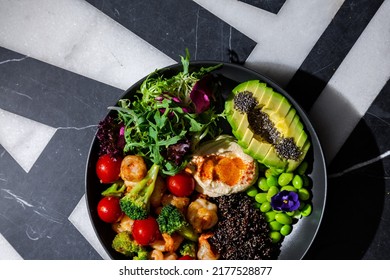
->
[167, 172, 195, 197]
[97, 196, 122, 223]
[178, 255, 194, 260]
[96, 154, 121, 183]
[132, 216, 160, 246]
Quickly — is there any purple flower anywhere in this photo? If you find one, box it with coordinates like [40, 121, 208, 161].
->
[271, 190, 300, 212]
[190, 75, 214, 114]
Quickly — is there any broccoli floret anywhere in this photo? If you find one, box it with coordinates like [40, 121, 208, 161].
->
[119, 164, 159, 220]
[156, 204, 198, 241]
[112, 231, 148, 260]
[179, 240, 197, 258]
[101, 182, 126, 197]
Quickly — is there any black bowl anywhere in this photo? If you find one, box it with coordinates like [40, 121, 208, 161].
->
[85, 61, 327, 260]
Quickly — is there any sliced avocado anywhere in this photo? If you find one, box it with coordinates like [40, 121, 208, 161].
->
[225, 80, 310, 172]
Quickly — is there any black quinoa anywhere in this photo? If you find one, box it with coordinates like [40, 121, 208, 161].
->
[209, 193, 281, 260]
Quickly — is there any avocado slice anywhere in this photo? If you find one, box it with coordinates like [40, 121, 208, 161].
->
[225, 80, 310, 172]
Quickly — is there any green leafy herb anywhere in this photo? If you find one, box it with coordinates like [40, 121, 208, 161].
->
[109, 50, 224, 175]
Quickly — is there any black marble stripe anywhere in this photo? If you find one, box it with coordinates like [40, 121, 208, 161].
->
[238, 0, 286, 14]
[286, 0, 385, 111]
[0, 46, 121, 259]
[0, 47, 123, 128]
[304, 80, 390, 259]
[86, 0, 256, 63]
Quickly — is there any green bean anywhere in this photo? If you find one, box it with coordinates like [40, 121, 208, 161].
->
[255, 192, 268, 204]
[298, 188, 310, 201]
[280, 224, 292, 236]
[275, 213, 292, 225]
[270, 231, 281, 243]
[301, 203, 312, 217]
[292, 174, 303, 189]
[260, 201, 272, 213]
[278, 172, 293, 186]
[266, 176, 278, 187]
[269, 220, 283, 231]
[246, 186, 258, 197]
[258, 177, 269, 191]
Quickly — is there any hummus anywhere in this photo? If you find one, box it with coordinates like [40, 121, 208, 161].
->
[187, 135, 258, 197]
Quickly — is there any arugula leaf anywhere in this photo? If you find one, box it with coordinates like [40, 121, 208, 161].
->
[109, 51, 224, 175]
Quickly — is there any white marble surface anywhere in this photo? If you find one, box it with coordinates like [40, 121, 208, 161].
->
[0, 109, 56, 173]
[0, 233, 22, 260]
[310, 0, 390, 162]
[0, 0, 174, 90]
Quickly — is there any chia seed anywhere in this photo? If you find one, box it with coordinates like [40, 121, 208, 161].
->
[275, 137, 302, 161]
[233, 91, 258, 113]
[247, 107, 280, 145]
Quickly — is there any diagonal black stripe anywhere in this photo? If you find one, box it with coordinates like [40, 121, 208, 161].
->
[86, 0, 256, 63]
[238, 0, 287, 14]
[286, 0, 385, 111]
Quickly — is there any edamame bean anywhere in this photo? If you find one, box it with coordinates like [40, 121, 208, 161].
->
[292, 174, 303, 189]
[269, 220, 283, 231]
[267, 186, 280, 202]
[302, 174, 310, 187]
[298, 188, 310, 201]
[275, 213, 293, 225]
[258, 177, 270, 191]
[265, 169, 274, 178]
[301, 203, 312, 217]
[260, 201, 272, 212]
[266, 176, 278, 187]
[246, 186, 258, 197]
[270, 231, 281, 243]
[278, 172, 293, 186]
[280, 185, 297, 192]
[265, 211, 276, 222]
[280, 224, 292, 236]
[255, 192, 268, 203]
[297, 161, 308, 175]
[286, 211, 295, 217]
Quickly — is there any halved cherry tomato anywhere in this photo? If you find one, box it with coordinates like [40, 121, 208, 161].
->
[167, 172, 195, 197]
[97, 196, 122, 223]
[132, 216, 160, 246]
[96, 154, 122, 183]
[178, 255, 194, 260]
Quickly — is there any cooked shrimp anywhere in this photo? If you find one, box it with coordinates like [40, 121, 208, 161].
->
[149, 250, 178, 260]
[187, 198, 218, 233]
[112, 215, 134, 233]
[150, 233, 184, 253]
[120, 155, 147, 182]
[163, 252, 178, 260]
[150, 249, 164, 260]
[161, 194, 190, 213]
[197, 232, 219, 260]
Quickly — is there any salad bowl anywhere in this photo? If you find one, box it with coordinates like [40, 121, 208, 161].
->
[85, 61, 327, 260]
